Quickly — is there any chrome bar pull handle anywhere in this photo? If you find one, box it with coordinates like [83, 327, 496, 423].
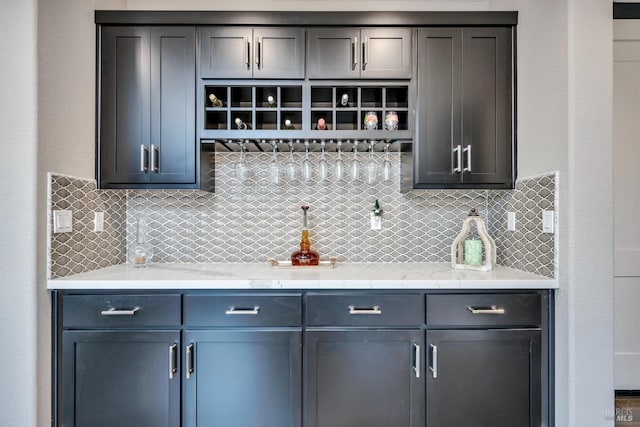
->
[413, 343, 421, 378]
[453, 145, 462, 172]
[169, 344, 177, 379]
[245, 37, 250, 68]
[466, 305, 505, 315]
[100, 307, 140, 316]
[225, 306, 260, 315]
[186, 344, 194, 379]
[151, 144, 159, 172]
[255, 37, 262, 68]
[140, 145, 149, 172]
[463, 145, 472, 172]
[348, 305, 382, 315]
[362, 38, 369, 70]
[351, 37, 358, 70]
[429, 344, 438, 379]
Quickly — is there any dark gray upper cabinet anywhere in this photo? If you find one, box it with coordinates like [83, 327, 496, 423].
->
[99, 26, 196, 189]
[199, 27, 305, 79]
[308, 27, 412, 79]
[414, 27, 514, 189]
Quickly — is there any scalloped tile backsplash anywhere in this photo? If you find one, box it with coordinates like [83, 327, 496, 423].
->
[48, 154, 556, 279]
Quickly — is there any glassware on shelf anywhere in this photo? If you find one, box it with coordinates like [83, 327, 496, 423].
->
[234, 117, 249, 130]
[315, 117, 327, 130]
[318, 141, 329, 182]
[283, 119, 296, 130]
[302, 141, 313, 182]
[285, 141, 298, 181]
[350, 140, 360, 182]
[363, 111, 378, 130]
[267, 95, 276, 108]
[384, 111, 399, 130]
[269, 141, 281, 184]
[365, 141, 377, 185]
[334, 140, 344, 182]
[381, 142, 392, 182]
[128, 216, 154, 268]
[235, 141, 250, 182]
[339, 93, 349, 107]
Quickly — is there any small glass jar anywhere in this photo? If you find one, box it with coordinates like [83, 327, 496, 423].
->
[363, 111, 378, 130]
[384, 111, 399, 130]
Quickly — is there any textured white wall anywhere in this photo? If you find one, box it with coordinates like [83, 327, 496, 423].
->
[33, 1, 614, 426]
[0, 0, 38, 426]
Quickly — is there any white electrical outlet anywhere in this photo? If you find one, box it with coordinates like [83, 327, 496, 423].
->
[94, 212, 104, 232]
[542, 210, 555, 234]
[507, 212, 516, 231]
[370, 213, 382, 230]
[53, 210, 73, 233]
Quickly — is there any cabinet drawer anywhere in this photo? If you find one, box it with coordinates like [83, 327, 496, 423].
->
[306, 294, 423, 327]
[183, 294, 302, 327]
[63, 294, 181, 328]
[426, 293, 541, 327]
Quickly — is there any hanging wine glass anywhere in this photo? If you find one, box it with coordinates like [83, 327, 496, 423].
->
[349, 140, 360, 182]
[269, 141, 281, 184]
[302, 140, 313, 182]
[235, 140, 250, 182]
[366, 140, 377, 185]
[381, 142, 392, 181]
[318, 140, 329, 182]
[334, 140, 344, 182]
[285, 141, 297, 181]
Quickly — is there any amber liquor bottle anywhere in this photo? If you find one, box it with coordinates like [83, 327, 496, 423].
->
[291, 206, 320, 266]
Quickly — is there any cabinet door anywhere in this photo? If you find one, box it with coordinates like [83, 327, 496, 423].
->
[61, 330, 180, 427]
[361, 28, 412, 79]
[150, 27, 196, 184]
[308, 28, 361, 79]
[199, 27, 252, 79]
[415, 28, 463, 187]
[426, 329, 541, 427]
[253, 28, 305, 79]
[184, 329, 302, 427]
[461, 27, 513, 185]
[99, 26, 151, 186]
[305, 329, 424, 427]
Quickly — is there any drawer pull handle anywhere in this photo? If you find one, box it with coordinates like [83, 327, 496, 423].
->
[225, 306, 260, 315]
[100, 307, 140, 316]
[466, 305, 505, 315]
[186, 344, 194, 379]
[413, 343, 421, 379]
[169, 344, 177, 379]
[348, 305, 382, 315]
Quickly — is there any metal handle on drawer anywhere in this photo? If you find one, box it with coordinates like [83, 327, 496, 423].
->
[100, 307, 140, 316]
[140, 145, 149, 172]
[151, 144, 159, 172]
[413, 343, 421, 379]
[463, 145, 472, 172]
[429, 344, 438, 379]
[453, 145, 462, 172]
[169, 344, 177, 379]
[351, 37, 358, 70]
[186, 343, 194, 379]
[466, 305, 505, 315]
[225, 306, 260, 315]
[348, 305, 382, 315]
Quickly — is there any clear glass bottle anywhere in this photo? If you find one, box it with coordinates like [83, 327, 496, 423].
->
[291, 206, 320, 266]
[128, 216, 154, 268]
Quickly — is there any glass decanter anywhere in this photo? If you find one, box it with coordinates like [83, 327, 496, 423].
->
[128, 216, 154, 268]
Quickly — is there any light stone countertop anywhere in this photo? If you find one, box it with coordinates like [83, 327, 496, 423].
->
[47, 262, 558, 290]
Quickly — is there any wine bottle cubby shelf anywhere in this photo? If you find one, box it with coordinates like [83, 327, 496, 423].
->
[200, 82, 411, 140]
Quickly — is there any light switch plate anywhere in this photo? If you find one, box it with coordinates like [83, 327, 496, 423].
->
[370, 213, 382, 230]
[542, 210, 555, 234]
[53, 210, 73, 233]
[94, 212, 104, 232]
[507, 212, 516, 231]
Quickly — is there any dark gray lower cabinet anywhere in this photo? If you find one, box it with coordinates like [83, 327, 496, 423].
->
[426, 329, 541, 427]
[61, 330, 180, 427]
[304, 329, 424, 427]
[183, 329, 302, 427]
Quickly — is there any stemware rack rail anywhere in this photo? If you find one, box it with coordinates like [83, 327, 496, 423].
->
[201, 139, 409, 153]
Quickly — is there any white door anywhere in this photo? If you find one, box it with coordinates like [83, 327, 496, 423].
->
[614, 21, 640, 389]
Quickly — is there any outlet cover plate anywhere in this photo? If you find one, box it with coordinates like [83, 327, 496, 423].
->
[542, 210, 555, 234]
[507, 212, 516, 231]
[94, 212, 104, 232]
